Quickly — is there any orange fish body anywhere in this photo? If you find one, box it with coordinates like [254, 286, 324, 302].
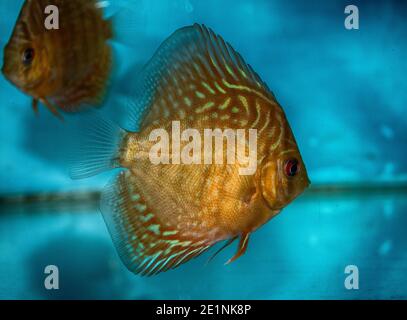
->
[2, 0, 112, 118]
[72, 24, 310, 275]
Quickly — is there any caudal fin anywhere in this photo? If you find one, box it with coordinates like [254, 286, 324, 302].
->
[69, 115, 126, 179]
[102, 0, 143, 47]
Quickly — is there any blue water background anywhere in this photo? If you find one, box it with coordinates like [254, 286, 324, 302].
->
[0, 0, 406, 299]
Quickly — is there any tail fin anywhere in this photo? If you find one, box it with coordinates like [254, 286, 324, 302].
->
[102, 0, 143, 47]
[69, 115, 126, 179]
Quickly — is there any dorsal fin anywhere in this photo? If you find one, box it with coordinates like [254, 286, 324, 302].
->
[124, 23, 274, 131]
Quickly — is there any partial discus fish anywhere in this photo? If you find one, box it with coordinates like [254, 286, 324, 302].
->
[71, 24, 310, 276]
[2, 0, 113, 118]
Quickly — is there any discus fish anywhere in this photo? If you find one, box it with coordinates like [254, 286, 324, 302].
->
[2, 0, 113, 118]
[71, 24, 310, 276]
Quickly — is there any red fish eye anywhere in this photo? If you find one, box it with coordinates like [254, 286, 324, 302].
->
[284, 159, 299, 177]
[22, 48, 35, 65]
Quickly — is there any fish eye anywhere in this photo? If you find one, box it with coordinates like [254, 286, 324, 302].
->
[284, 158, 299, 177]
[22, 48, 35, 65]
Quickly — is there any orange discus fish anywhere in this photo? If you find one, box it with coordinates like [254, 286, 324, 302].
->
[2, 0, 113, 118]
[71, 24, 310, 276]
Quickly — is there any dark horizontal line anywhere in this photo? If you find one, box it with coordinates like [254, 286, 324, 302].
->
[306, 183, 407, 195]
[0, 182, 406, 206]
[0, 191, 101, 206]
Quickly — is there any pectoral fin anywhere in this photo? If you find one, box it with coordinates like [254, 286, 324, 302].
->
[41, 98, 64, 121]
[206, 236, 238, 265]
[32, 99, 39, 115]
[225, 233, 250, 265]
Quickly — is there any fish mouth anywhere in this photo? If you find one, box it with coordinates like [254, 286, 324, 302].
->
[304, 176, 311, 189]
[1, 61, 14, 83]
[2, 71, 19, 87]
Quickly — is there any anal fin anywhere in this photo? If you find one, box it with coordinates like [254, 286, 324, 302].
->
[101, 171, 213, 276]
[32, 99, 39, 115]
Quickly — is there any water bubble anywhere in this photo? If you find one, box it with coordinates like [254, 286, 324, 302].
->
[380, 125, 394, 140]
[185, 0, 194, 13]
[308, 137, 319, 148]
[308, 234, 319, 246]
[321, 205, 333, 215]
[383, 200, 394, 219]
[383, 162, 395, 177]
[378, 240, 392, 256]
